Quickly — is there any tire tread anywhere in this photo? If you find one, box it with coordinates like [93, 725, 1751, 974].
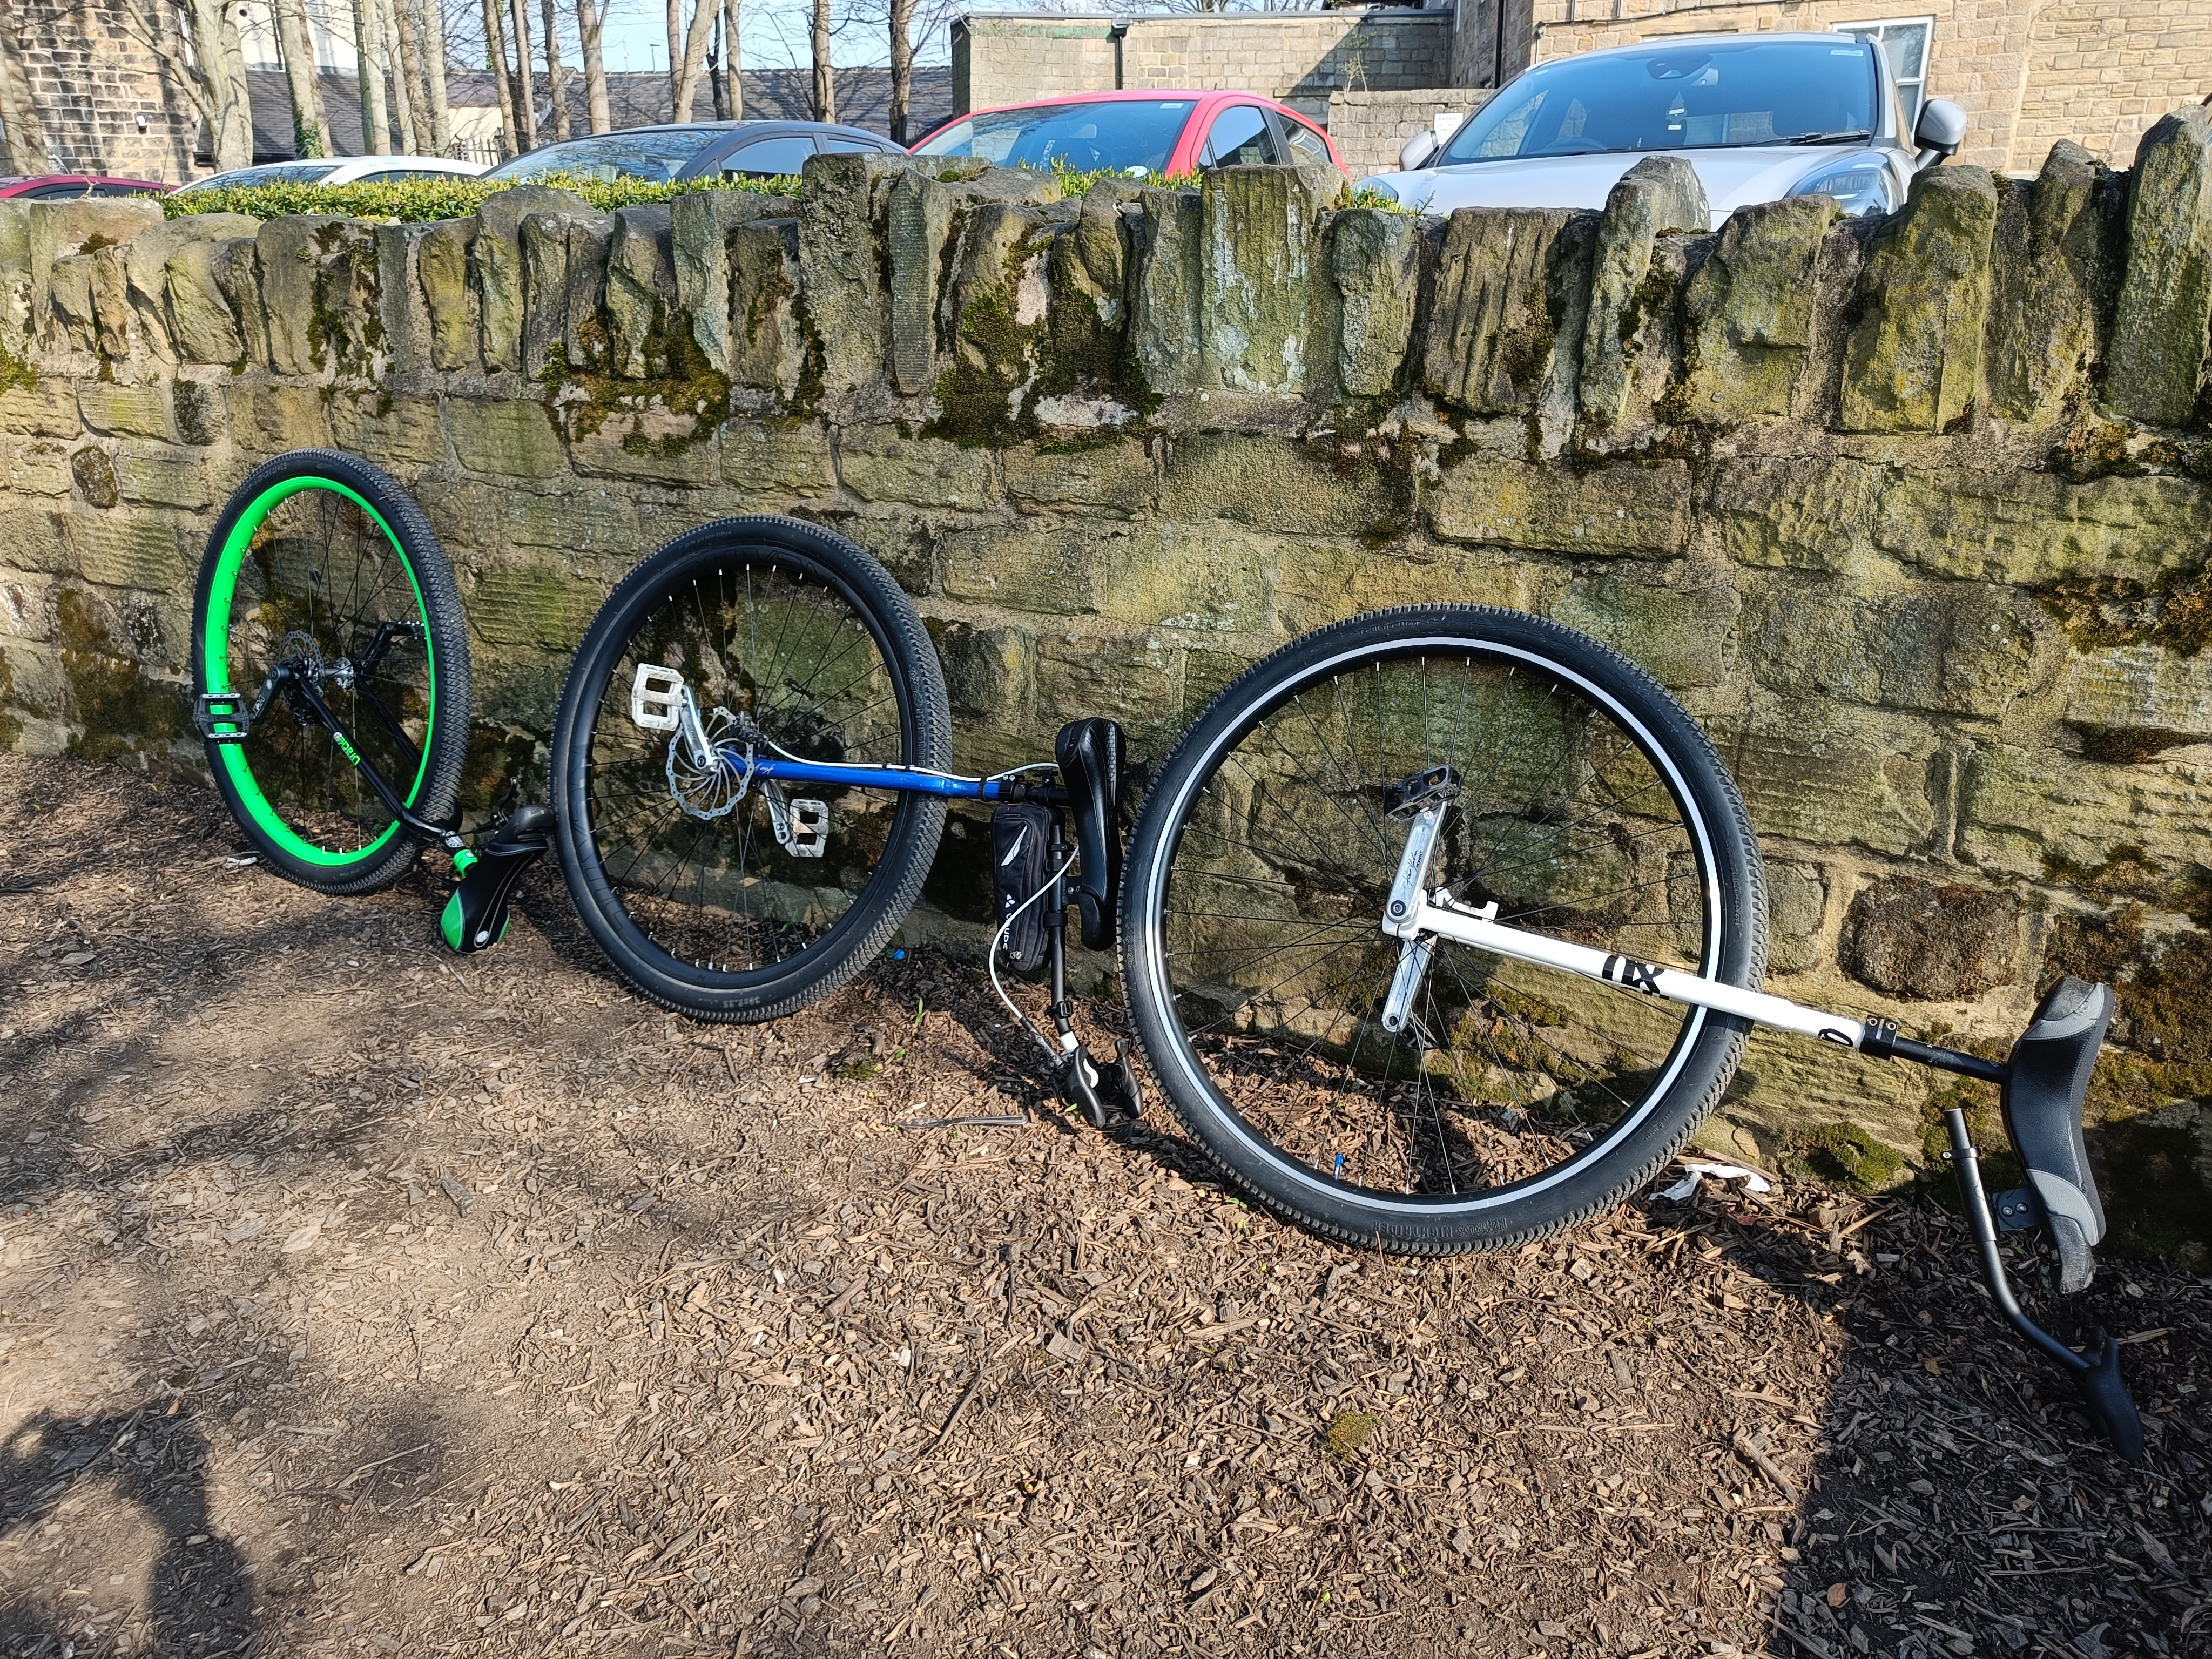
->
[1119, 603, 1768, 1255]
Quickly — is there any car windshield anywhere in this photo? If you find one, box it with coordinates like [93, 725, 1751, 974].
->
[1440, 38, 1878, 164]
[914, 100, 1194, 175]
[482, 130, 713, 184]
[177, 161, 340, 194]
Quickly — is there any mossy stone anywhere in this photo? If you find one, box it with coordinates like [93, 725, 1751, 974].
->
[2109, 106, 2212, 429]
[1985, 141, 2122, 428]
[1677, 195, 1835, 423]
[1789, 1121, 1907, 1196]
[1201, 164, 1340, 395]
[1422, 205, 1583, 416]
[1840, 166, 1998, 434]
[1430, 456, 1690, 557]
[1579, 156, 1707, 428]
[1330, 206, 1420, 402]
[417, 218, 477, 372]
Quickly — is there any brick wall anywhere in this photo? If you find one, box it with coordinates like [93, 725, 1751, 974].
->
[2010, 0, 2212, 171]
[2, 131, 2210, 1181]
[10, 0, 200, 182]
[952, 18, 1122, 115]
[1325, 87, 1495, 178]
[952, 11, 1455, 116]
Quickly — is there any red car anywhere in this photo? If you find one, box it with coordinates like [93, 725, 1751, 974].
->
[910, 90, 1346, 180]
[0, 174, 172, 199]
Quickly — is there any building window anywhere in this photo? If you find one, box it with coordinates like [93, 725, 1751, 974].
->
[1835, 17, 1934, 130]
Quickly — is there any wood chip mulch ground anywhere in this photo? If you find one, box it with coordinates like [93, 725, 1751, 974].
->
[0, 754, 2205, 1659]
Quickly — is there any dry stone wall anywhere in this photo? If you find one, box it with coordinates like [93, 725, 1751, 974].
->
[3, 128, 2211, 1244]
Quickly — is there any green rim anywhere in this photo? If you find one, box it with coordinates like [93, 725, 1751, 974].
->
[200, 474, 436, 868]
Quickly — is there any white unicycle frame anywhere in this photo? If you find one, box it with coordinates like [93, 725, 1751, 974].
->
[1377, 801, 1868, 1051]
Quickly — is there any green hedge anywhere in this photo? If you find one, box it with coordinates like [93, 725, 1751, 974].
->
[161, 170, 801, 225]
[159, 159, 1343, 226]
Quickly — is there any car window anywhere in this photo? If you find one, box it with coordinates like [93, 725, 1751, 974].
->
[1441, 38, 1879, 163]
[481, 130, 713, 185]
[721, 135, 818, 178]
[816, 136, 892, 156]
[913, 101, 1194, 177]
[349, 168, 447, 185]
[178, 161, 340, 193]
[1203, 105, 1279, 167]
[86, 183, 163, 197]
[1281, 118, 1331, 167]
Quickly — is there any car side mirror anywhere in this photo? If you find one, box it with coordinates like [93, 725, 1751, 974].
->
[1398, 130, 1439, 172]
[1913, 98, 1966, 161]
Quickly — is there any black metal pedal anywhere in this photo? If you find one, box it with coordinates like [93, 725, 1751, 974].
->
[1384, 764, 1461, 818]
[194, 690, 251, 745]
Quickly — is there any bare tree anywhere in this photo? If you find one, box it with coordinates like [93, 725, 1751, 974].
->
[0, 7, 54, 174]
[271, 0, 331, 157]
[707, 12, 724, 120]
[384, 0, 425, 152]
[811, 0, 833, 124]
[507, 0, 539, 148]
[420, 0, 454, 153]
[351, 0, 392, 152]
[664, 0, 715, 125]
[575, 0, 610, 133]
[119, 0, 254, 171]
[848, 0, 955, 141]
[539, 0, 569, 140]
[480, 0, 520, 156]
[887, 0, 914, 144]
[723, 0, 741, 119]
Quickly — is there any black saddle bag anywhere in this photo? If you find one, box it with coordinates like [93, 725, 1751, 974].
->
[990, 802, 1055, 972]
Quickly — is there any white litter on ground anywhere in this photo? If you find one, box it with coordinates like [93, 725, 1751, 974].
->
[1657, 1161, 1776, 1202]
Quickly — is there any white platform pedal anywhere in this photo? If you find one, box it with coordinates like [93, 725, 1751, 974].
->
[631, 664, 684, 731]
[786, 799, 829, 858]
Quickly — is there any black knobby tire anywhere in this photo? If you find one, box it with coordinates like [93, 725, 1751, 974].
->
[191, 449, 471, 896]
[1118, 604, 1768, 1255]
[551, 516, 952, 1022]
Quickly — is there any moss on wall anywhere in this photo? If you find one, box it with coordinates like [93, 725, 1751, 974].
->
[56, 588, 185, 764]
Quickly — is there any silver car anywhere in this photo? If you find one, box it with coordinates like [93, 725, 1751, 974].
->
[1360, 32, 1966, 228]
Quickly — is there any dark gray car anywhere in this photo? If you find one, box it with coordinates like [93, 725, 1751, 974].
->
[480, 120, 905, 186]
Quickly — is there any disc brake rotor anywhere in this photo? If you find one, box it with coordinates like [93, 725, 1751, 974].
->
[666, 705, 751, 821]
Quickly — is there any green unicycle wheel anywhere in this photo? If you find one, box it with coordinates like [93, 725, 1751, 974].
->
[192, 450, 473, 895]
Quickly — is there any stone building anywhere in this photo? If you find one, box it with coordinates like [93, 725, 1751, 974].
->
[0, 0, 202, 181]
